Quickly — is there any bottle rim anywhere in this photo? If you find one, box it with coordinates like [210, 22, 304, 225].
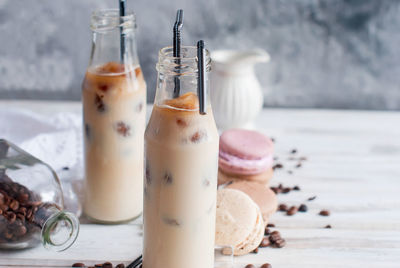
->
[41, 211, 80, 252]
[157, 46, 211, 76]
[91, 8, 136, 33]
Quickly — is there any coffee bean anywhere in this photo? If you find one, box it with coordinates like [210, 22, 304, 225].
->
[0, 204, 8, 211]
[72, 263, 85, 267]
[102, 262, 113, 268]
[252, 247, 258, 253]
[298, 204, 308, 212]
[0, 192, 4, 204]
[17, 193, 29, 204]
[286, 206, 298, 216]
[5, 211, 16, 223]
[9, 200, 19, 211]
[272, 163, 283, 170]
[264, 227, 270, 235]
[274, 238, 286, 248]
[282, 187, 291, 194]
[324, 224, 332, 228]
[259, 237, 271, 247]
[291, 149, 297, 154]
[63, 167, 70, 171]
[278, 204, 288, 212]
[261, 263, 272, 268]
[116, 264, 125, 268]
[293, 185, 300, 191]
[299, 156, 307, 161]
[245, 265, 256, 268]
[319, 210, 330, 216]
[95, 264, 103, 267]
[287, 170, 293, 174]
[308, 196, 317, 201]
[295, 163, 302, 168]
[267, 223, 275, 228]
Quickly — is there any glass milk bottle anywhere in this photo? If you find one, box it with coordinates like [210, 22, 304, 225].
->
[143, 46, 219, 268]
[82, 9, 146, 223]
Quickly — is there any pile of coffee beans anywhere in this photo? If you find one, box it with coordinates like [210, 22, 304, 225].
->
[0, 173, 57, 245]
[72, 262, 125, 268]
[252, 224, 286, 253]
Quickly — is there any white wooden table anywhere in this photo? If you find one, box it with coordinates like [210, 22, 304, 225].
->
[0, 101, 399, 268]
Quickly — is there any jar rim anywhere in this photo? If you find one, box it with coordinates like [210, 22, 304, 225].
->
[91, 8, 136, 32]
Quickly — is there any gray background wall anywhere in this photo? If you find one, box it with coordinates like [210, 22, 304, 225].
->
[0, 0, 399, 110]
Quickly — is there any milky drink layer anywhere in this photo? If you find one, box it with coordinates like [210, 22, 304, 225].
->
[144, 92, 219, 268]
[82, 62, 146, 223]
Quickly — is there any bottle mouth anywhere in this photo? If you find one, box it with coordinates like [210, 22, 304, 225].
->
[42, 211, 80, 252]
[91, 8, 136, 33]
[157, 46, 211, 75]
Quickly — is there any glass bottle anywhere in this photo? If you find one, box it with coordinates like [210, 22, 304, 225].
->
[143, 46, 219, 268]
[0, 139, 79, 251]
[82, 9, 146, 223]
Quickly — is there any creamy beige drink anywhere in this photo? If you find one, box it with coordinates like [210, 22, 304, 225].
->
[144, 92, 219, 268]
[82, 62, 146, 223]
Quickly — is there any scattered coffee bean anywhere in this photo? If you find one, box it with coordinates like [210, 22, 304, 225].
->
[252, 247, 258, 253]
[287, 170, 293, 174]
[298, 204, 308, 212]
[278, 204, 288, 212]
[72, 263, 85, 267]
[282, 187, 291, 194]
[116, 264, 125, 268]
[271, 137, 275, 143]
[245, 265, 256, 268]
[63, 166, 69, 171]
[95, 264, 103, 267]
[102, 262, 113, 268]
[319, 210, 330, 216]
[267, 223, 275, 228]
[299, 156, 307, 161]
[324, 224, 332, 229]
[259, 237, 270, 247]
[295, 163, 302, 168]
[272, 163, 283, 170]
[261, 263, 272, 268]
[291, 149, 297, 154]
[264, 227, 271, 235]
[286, 206, 298, 216]
[293, 185, 300, 191]
[273, 238, 286, 248]
[307, 196, 317, 201]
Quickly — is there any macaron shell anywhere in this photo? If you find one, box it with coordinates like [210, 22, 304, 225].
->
[218, 154, 273, 175]
[220, 129, 274, 160]
[227, 181, 278, 224]
[218, 168, 274, 186]
[215, 189, 259, 250]
[234, 207, 265, 256]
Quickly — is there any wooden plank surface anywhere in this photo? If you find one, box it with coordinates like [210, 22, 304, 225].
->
[0, 101, 400, 267]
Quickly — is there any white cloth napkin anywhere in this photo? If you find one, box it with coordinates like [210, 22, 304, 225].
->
[0, 107, 83, 216]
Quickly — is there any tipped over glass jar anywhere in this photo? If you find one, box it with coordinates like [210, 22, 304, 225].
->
[0, 139, 79, 251]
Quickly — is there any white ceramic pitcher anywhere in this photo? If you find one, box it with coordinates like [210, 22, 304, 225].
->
[210, 49, 270, 130]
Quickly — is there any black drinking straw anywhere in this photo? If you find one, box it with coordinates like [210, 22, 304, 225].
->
[197, 40, 207, 115]
[119, 0, 126, 63]
[126, 254, 142, 268]
[173, 9, 184, 98]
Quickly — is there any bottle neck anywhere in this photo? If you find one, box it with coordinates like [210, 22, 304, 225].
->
[88, 9, 139, 69]
[39, 206, 79, 252]
[154, 46, 211, 108]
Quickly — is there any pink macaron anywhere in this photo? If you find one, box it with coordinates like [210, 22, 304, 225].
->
[219, 129, 274, 176]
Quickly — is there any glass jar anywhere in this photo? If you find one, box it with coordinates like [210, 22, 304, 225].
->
[82, 9, 146, 223]
[143, 46, 219, 268]
[0, 139, 79, 251]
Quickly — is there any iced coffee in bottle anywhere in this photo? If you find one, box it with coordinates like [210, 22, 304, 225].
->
[143, 46, 219, 268]
[82, 9, 146, 223]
